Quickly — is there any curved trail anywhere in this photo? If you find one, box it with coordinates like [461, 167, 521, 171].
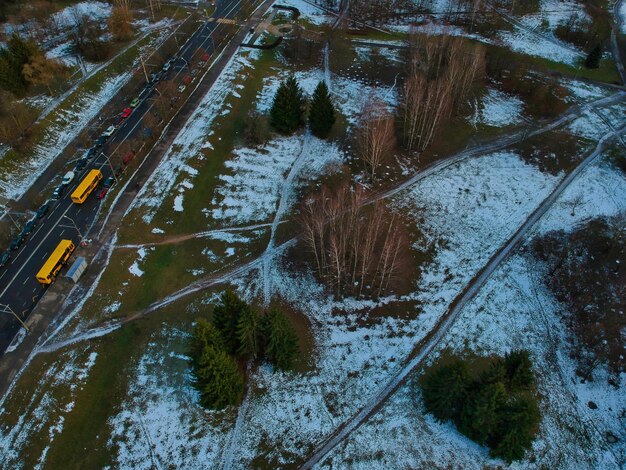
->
[37, 91, 626, 354]
[299, 125, 626, 469]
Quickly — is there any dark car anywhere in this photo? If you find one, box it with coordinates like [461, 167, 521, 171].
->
[0, 251, 10, 267]
[22, 220, 37, 236]
[75, 157, 88, 172]
[85, 148, 97, 159]
[103, 176, 115, 188]
[52, 185, 64, 200]
[10, 232, 25, 250]
[96, 187, 109, 200]
[36, 201, 50, 219]
[94, 136, 107, 148]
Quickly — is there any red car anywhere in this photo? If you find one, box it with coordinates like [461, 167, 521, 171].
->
[121, 107, 133, 119]
[122, 151, 135, 165]
[97, 188, 109, 200]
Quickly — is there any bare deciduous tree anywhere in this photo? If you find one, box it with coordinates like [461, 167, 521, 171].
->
[356, 97, 396, 180]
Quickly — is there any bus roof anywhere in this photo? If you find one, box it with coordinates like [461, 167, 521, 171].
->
[36, 239, 74, 281]
[71, 168, 102, 202]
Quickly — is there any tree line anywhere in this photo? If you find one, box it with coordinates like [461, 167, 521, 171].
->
[420, 350, 540, 463]
[189, 290, 300, 409]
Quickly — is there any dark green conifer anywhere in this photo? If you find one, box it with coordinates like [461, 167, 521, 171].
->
[270, 75, 306, 134]
[421, 359, 469, 422]
[308, 80, 336, 138]
[261, 307, 299, 370]
[212, 290, 248, 355]
[585, 44, 602, 69]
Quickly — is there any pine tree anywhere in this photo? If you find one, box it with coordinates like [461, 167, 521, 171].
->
[270, 75, 305, 134]
[236, 305, 260, 358]
[193, 346, 243, 409]
[458, 381, 507, 445]
[421, 359, 469, 422]
[503, 350, 534, 390]
[308, 80, 336, 138]
[490, 395, 540, 462]
[188, 318, 223, 364]
[585, 44, 602, 69]
[212, 290, 248, 354]
[261, 308, 299, 370]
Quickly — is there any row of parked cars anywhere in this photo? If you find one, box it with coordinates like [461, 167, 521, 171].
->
[1, 55, 186, 271]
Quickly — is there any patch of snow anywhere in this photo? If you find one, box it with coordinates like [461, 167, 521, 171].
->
[4, 327, 26, 353]
[277, 0, 332, 25]
[173, 194, 184, 212]
[209, 136, 344, 225]
[103, 301, 121, 314]
[498, 25, 582, 65]
[52, 2, 112, 29]
[472, 87, 523, 127]
[151, 227, 165, 234]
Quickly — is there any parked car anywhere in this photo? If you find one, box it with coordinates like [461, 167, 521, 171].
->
[10, 232, 25, 250]
[22, 220, 37, 236]
[178, 84, 186, 93]
[162, 61, 171, 72]
[36, 201, 50, 219]
[121, 107, 133, 119]
[75, 157, 88, 172]
[0, 250, 10, 267]
[96, 187, 109, 200]
[122, 151, 135, 165]
[103, 176, 115, 189]
[190, 68, 199, 77]
[150, 72, 160, 83]
[94, 136, 107, 148]
[102, 125, 116, 137]
[62, 170, 75, 186]
[130, 97, 140, 108]
[84, 147, 97, 159]
[52, 185, 64, 200]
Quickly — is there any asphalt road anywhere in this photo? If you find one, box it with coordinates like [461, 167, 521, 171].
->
[0, 0, 245, 354]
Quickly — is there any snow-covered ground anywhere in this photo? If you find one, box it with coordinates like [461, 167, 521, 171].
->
[52, 1, 112, 29]
[471, 87, 524, 127]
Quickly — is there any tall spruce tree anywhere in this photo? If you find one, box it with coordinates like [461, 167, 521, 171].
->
[308, 80, 335, 138]
[193, 345, 243, 409]
[490, 395, 540, 462]
[212, 290, 249, 354]
[236, 305, 261, 358]
[585, 44, 602, 69]
[270, 75, 305, 134]
[503, 350, 534, 390]
[261, 308, 299, 370]
[188, 318, 223, 363]
[458, 381, 507, 445]
[421, 359, 469, 422]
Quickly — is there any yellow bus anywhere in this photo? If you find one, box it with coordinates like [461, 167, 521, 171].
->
[36, 239, 76, 284]
[71, 169, 102, 204]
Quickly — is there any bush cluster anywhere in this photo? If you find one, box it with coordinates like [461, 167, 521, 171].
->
[421, 351, 540, 463]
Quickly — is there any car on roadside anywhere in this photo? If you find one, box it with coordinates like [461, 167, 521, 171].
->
[121, 107, 133, 119]
[130, 97, 141, 108]
[0, 250, 10, 267]
[75, 157, 88, 172]
[178, 84, 186, 93]
[190, 68, 199, 77]
[62, 170, 75, 186]
[36, 201, 50, 219]
[122, 151, 134, 165]
[96, 187, 109, 200]
[162, 61, 171, 72]
[84, 147, 97, 159]
[197, 60, 206, 68]
[103, 176, 115, 189]
[22, 220, 37, 236]
[10, 232, 25, 250]
[52, 185, 64, 200]
[150, 72, 160, 83]
[94, 136, 107, 148]
[102, 125, 116, 137]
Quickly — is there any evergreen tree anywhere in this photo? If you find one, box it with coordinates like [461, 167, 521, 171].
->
[490, 395, 540, 462]
[585, 44, 602, 69]
[236, 305, 261, 358]
[188, 318, 223, 364]
[458, 381, 507, 445]
[261, 307, 299, 370]
[308, 80, 336, 138]
[193, 346, 243, 409]
[0, 34, 38, 95]
[270, 75, 305, 134]
[479, 358, 506, 385]
[212, 290, 248, 354]
[421, 360, 469, 422]
[503, 350, 534, 390]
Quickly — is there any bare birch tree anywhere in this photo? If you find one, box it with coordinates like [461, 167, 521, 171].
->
[356, 97, 397, 180]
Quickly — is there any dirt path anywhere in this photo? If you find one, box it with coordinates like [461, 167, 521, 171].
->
[298, 125, 626, 469]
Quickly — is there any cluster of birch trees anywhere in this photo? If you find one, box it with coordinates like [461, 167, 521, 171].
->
[301, 182, 409, 298]
[401, 31, 485, 152]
